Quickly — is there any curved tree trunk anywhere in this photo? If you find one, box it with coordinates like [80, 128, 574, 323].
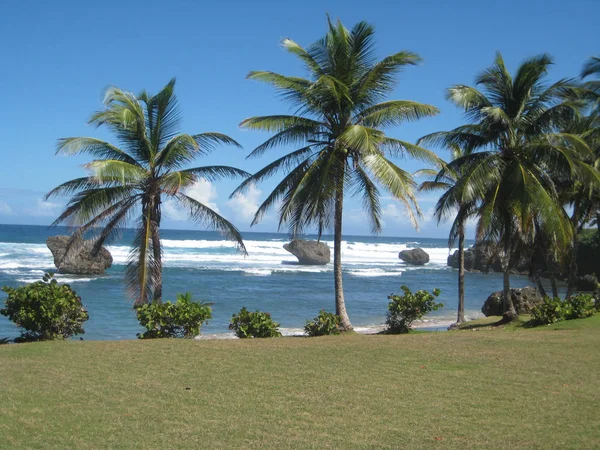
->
[151, 194, 163, 303]
[456, 219, 466, 324]
[334, 186, 352, 331]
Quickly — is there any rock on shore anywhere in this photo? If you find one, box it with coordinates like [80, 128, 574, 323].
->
[46, 235, 113, 275]
[481, 286, 543, 316]
[447, 241, 529, 273]
[283, 239, 330, 265]
[398, 248, 429, 265]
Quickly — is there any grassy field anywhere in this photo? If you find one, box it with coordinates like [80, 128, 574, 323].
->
[1, 316, 599, 449]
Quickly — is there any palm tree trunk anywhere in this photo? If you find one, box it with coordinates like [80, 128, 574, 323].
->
[456, 219, 466, 324]
[550, 276, 559, 299]
[533, 272, 547, 298]
[151, 195, 163, 303]
[566, 201, 580, 299]
[502, 236, 516, 317]
[334, 186, 352, 331]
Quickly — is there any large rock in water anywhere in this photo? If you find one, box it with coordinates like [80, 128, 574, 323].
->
[398, 248, 429, 265]
[481, 287, 543, 317]
[283, 239, 330, 265]
[46, 235, 113, 275]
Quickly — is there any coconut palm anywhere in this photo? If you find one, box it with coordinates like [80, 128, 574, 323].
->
[420, 53, 597, 317]
[234, 18, 440, 330]
[559, 114, 600, 296]
[46, 79, 248, 306]
[417, 145, 478, 325]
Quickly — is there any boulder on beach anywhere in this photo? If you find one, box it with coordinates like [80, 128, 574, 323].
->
[46, 235, 113, 275]
[283, 239, 330, 265]
[481, 286, 543, 317]
[398, 248, 429, 265]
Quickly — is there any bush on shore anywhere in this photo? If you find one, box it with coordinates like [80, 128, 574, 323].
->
[386, 286, 442, 334]
[229, 307, 281, 338]
[529, 293, 596, 326]
[135, 292, 212, 339]
[0, 273, 88, 342]
[305, 310, 341, 337]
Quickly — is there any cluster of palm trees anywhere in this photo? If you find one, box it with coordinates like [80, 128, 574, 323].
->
[420, 54, 600, 324]
[47, 18, 600, 330]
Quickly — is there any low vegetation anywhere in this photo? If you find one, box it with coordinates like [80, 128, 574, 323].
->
[135, 292, 212, 339]
[385, 286, 443, 333]
[229, 307, 282, 338]
[0, 273, 88, 342]
[528, 293, 596, 326]
[304, 310, 341, 337]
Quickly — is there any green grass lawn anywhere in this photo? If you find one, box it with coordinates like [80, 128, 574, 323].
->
[1, 316, 599, 449]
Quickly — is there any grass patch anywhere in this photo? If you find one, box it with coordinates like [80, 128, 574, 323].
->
[1, 316, 599, 449]
[455, 315, 531, 330]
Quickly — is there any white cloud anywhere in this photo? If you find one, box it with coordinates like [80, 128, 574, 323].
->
[27, 199, 62, 217]
[225, 184, 262, 222]
[0, 200, 13, 216]
[163, 179, 220, 221]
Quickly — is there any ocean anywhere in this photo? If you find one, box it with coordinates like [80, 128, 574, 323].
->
[0, 224, 535, 340]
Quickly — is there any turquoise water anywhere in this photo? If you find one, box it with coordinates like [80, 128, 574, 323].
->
[0, 224, 535, 340]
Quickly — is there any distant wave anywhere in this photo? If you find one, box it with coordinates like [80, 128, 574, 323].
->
[0, 238, 455, 278]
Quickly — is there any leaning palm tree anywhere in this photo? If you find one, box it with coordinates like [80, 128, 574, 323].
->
[233, 18, 440, 330]
[46, 79, 248, 305]
[420, 53, 597, 318]
[417, 145, 478, 325]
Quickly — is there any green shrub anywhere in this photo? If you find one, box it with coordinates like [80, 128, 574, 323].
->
[564, 293, 595, 320]
[135, 292, 212, 339]
[530, 297, 566, 326]
[530, 294, 596, 326]
[0, 273, 89, 342]
[229, 307, 281, 338]
[385, 286, 442, 334]
[304, 310, 341, 337]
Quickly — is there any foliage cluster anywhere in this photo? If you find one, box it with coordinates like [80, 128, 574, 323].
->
[385, 286, 443, 334]
[0, 273, 88, 342]
[304, 310, 341, 337]
[529, 294, 596, 326]
[229, 307, 281, 338]
[135, 292, 212, 339]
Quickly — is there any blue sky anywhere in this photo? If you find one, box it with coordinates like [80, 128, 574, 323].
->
[0, 0, 598, 238]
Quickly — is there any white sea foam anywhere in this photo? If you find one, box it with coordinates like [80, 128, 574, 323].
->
[0, 238, 456, 278]
[348, 268, 403, 277]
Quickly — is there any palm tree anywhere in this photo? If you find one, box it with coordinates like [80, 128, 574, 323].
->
[417, 145, 477, 325]
[233, 18, 440, 330]
[46, 79, 248, 306]
[421, 53, 595, 318]
[559, 114, 600, 297]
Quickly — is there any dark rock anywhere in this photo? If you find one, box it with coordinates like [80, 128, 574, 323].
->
[46, 235, 113, 275]
[283, 239, 330, 265]
[447, 241, 529, 274]
[398, 248, 430, 265]
[481, 286, 543, 317]
[576, 274, 598, 292]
